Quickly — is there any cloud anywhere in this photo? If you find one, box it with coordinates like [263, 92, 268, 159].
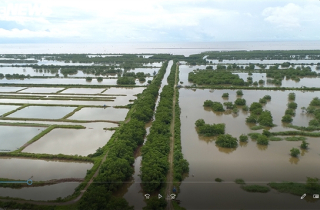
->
[262, 3, 320, 28]
[0, 28, 80, 38]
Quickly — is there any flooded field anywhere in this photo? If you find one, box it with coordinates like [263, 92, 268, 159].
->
[22, 129, 115, 156]
[178, 88, 320, 208]
[179, 64, 320, 88]
[0, 86, 24, 92]
[69, 107, 128, 121]
[0, 105, 19, 115]
[19, 87, 63, 93]
[7, 106, 75, 119]
[0, 126, 46, 152]
[0, 157, 93, 181]
[61, 88, 105, 94]
[102, 87, 145, 95]
[0, 182, 80, 201]
[0, 77, 151, 86]
[127, 67, 159, 75]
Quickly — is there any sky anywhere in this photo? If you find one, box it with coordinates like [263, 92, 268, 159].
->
[0, 0, 320, 43]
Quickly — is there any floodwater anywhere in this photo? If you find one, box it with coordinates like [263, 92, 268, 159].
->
[127, 68, 159, 75]
[179, 64, 320, 88]
[102, 87, 145, 95]
[7, 106, 75, 119]
[0, 182, 80, 201]
[69, 107, 128, 121]
[61, 88, 105, 94]
[121, 61, 174, 209]
[0, 86, 24, 92]
[0, 77, 151, 86]
[178, 88, 320, 209]
[0, 157, 93, 181]
[19, 87, 63, 93]
[207, 59, 320, 64]
[22, 129, 115, 156]
[0, 105, 19, 115]
[0, 126, 46, 152]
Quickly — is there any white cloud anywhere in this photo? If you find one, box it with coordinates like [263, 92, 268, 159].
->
[0, 28, 80, 38]
[262, 3, 320, 28]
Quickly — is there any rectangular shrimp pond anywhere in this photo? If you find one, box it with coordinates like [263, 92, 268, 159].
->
[177, 88, 320, 209]
[22, 128, 115, 156]
[68, 107, 128, 121]
[7, 106, 76, 119]
[0, 126, 46, 152]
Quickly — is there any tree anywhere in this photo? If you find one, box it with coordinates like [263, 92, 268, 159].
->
[195, 119, 205, 127]
[288, 102, 297, 109]
[288, 93, 296, 100]
[242, 105, 249, 111]
[259, 98, 267, 104]
[250, 102, 262, 111]
[234, 98, 246, 106]
[262, 129, 271, 137]
[300, 140, 309, 149]
[290, 148, 300, 157]
[215, 134, 238, 148]
[222, 93, 229, 98]
[309, 119, 320, 127]
[306, 177, 320, 192]
[282, 115, 293, 123]
[258, 110, 273, 127]
[203, 100, 214, 107]
[257, 135, 269, 145]
[211, 102, 225, 112]
[263, 95, 271, 100]
[285, 109, 295, 116]
[223, 102, 234, 109]
[246, 115, 257, 124]
[236, 90, 243, 96]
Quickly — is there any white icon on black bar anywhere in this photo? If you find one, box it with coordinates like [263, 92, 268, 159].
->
[313, 194, 319, 199]
[158, 194, 162, 199]
[301, 193, 306, 199]
[144, 194, 150, 199]
[170, 194, 176, 200]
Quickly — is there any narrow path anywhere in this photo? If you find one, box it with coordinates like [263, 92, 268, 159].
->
[165, 63, 178, 210]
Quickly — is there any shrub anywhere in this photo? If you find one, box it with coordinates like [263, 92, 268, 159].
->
[251, 108, 263, 115]
[310, 97, 320, 106]
[241, 185, 270, 193]
[215, 178, 223, 182]
[239, 134, 248, 142]
[211, 102, 225, 112]
[97, 77, 103, 82]
[242, 105, 249, 111]
[285, 136, 306, 141]
[222, 93, 229, 98]
[288, 93, 296, 100]
[288, 102, 298, 109]
[203, 100, 214, 107]
[282, 115, 293, 123]
[223, 102, 234, 109]
[236, 90, 243, 96]
[215, 134, 238, 148]
[86, 77, 92, 82]
[248, 133, 261, 140]
[269, 136, 282, 141]
[257, 110, 273, 127]
[250, 102, 262, 111]
[257, 135, 269, 145]
[258, 79, 264, 84]
[309, 119, 320, 127]
[290, 148, 300, 157]
[259, 98, 267, 104]
[234, 98, 246, 106]
[300, 140, 309, 149]
[195, 119, 205, 127]
[232, 107, 239, 114]
[263, 95, 271, 100]
[246, 115, 257, 124]
[285, 109, 295, 116]
[262, 129, 271, 137]
[235, 179, 245, 184]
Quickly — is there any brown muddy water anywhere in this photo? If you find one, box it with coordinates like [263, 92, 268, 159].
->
[0, 157, 93, 181]
[178, 88, 320, 209]
[0, 182, 80, 201]
[22, 129, 115, 156]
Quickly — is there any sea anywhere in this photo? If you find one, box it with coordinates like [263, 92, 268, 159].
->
[1, 41, 320, 56]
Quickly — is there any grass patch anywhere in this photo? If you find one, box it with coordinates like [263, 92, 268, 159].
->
[288, 124, 320, 131]
[241, 185, 270, 193]
[215, 178, 223, 182]
[61, 106, 84, 119]
[0, 122, 49, 127]
[248, 132, 261, 140]
[250, 125, 264, 130]
[285, 136, 307, 141]
[269, 136, 283, 141]
[235, 179, 245, 185]
[271, 131, 320, 137]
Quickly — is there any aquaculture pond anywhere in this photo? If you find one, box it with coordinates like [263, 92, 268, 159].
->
[0, 157, 93, 181]
[69, 107, 128, 121]
[0, 182, 80, 201]
[0, 126, 46, 152]
[19, 87, 63, 93]
[102, 87, 145, 95]
[7, 106, 75, 119]
[0, 86, 24, 92]
[127, 67, 159, 75]
[60, 88, 105, 94]
[0, 105, 19, 115]
[22, 129, 115, 156]
[178, 88, 320, 209]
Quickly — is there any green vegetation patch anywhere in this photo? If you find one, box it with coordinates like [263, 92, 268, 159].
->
[215, 134, 238, 148]
[195, 119, 225, 136]
[235, 179, 246, 185]
[241, 185, 270, 193]
[215, 178, 223, 182]
[285, 136, 307, 141]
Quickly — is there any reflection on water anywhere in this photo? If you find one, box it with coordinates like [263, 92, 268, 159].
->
[0, 105, 19, 115]
[0, 182, 80, 201]
[0, 126, 46, 152]
[8, 106, 75, 119]
[22, 129, 114, 156]
[0, 157, 93, 181]
[256, 144, 268, 151]
[289, 156, 300, 165]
